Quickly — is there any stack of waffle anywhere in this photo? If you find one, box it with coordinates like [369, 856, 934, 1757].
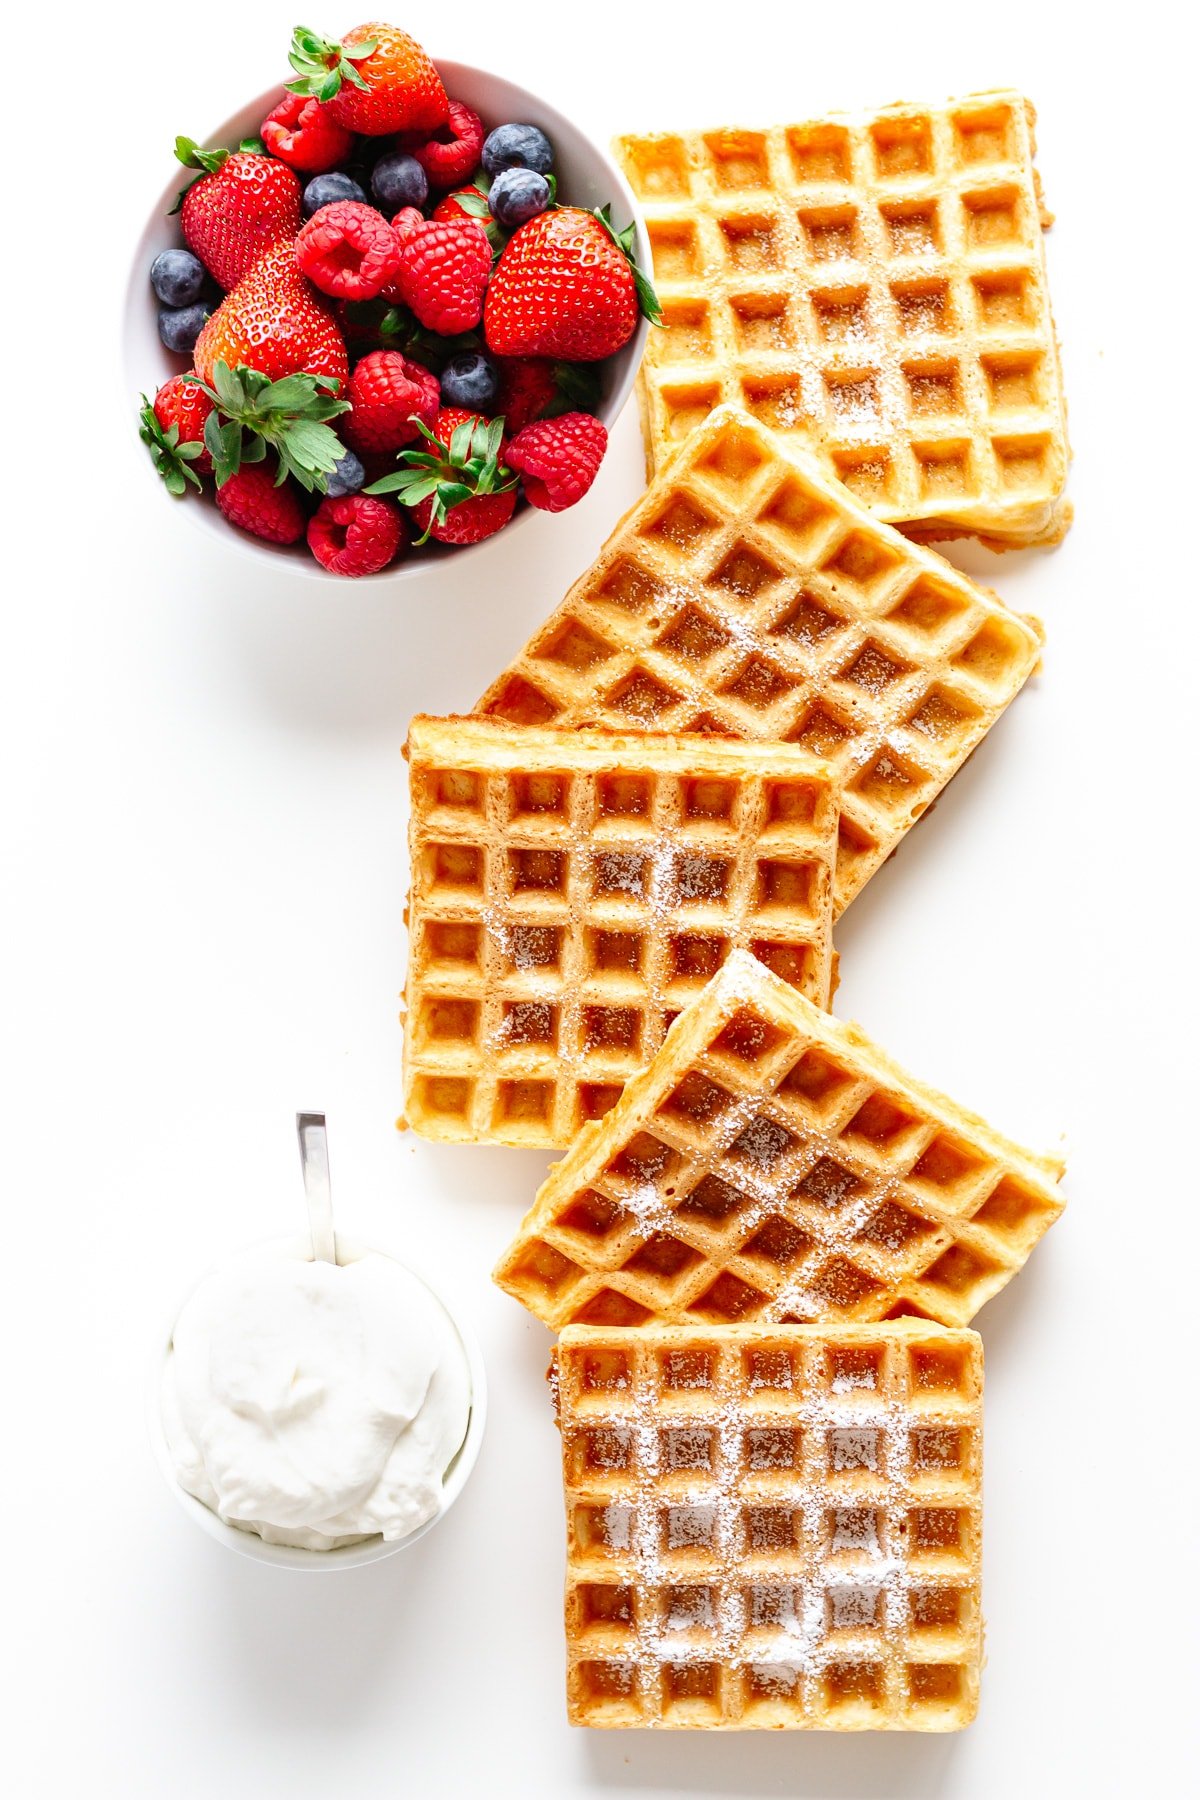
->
[400, 89, 1069, 1731]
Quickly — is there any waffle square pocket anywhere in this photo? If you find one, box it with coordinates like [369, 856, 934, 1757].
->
[615, 92, 1069, 548]
[478, 407, 1044, 913]
[556, 1320, 983, 1729]
[404, 721, 838, 1147]
[494, 950, 1064, 1325]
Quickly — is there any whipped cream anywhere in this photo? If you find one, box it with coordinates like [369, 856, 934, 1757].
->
[161, 1247, 471, 1551]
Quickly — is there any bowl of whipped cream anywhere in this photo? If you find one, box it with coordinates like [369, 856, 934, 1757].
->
[150, 1234, 486, 1568]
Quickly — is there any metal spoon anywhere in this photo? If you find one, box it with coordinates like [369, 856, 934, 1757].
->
[296, 1112, 337, 1264]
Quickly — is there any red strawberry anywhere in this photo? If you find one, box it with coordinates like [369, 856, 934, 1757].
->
[216, 461, 306, 543]
[411, 487, 515, 545]
[411, 101, 484, 188]
[484, 206, 660, 361]
[194, 240, 349, 388]
[505, 412, 608, 512]
[307, 492, 406, 575]
[295, 200, 400, 300]
[175, 140, 302, 290]
[393, 215, 491, 334]
[261, 92, 353, 173]
[493, 357, 558, 434]
[153, 374, 214, 473]
[343, 349, 439, 455]
[365, 407, 517, 545]
[286, 23, 447, 137]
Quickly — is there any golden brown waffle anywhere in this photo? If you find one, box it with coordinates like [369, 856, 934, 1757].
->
[404, 721, 838, 1147]
[556, 1319, 983, 1730]
[615, 91, 1069, 549]
[495, 950, 1064, 1325]
[478, 406, 1044, 913]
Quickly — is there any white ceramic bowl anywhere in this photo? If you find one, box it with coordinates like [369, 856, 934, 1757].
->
[124, 60, 651, 581]
[148, 1233, 487, 1570]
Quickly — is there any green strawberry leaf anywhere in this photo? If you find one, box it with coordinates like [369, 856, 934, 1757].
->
[238, 136, 265, 154]
[174, 135, 230, 174]
[287, 24, 376, 98]
[552, 361, 603, 416]
[138, 397, 204, 497]
[454, 188, 491, 219]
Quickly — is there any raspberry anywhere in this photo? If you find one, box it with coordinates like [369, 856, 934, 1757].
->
[393, 216, 492, 335]
[307, 494, 406, 575]
[411, 101, 485, 188]
[295, 201, 401, 301]
[412, 486, 515, 545]
[215, 462, 306, 544]
[343, 350, 440, 456]
[261, 93, 353, 173]
[505, 412, 608, 512]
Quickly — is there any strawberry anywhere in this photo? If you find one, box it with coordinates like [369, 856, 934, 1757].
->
[412, 101, 484, 188]
[505, 412, 608, 512]
[139, 374, 214, 492]
[484, 205, 661, 361]
[194, 241, 349, 388]
[216, 461, 306, 543]
[261, 92, 353, 173]
[430, 184, 502, 249]
[307, 493, 406, 575]
[295, 200, 400, 300]
[366, 408, 517, 544]
[392, 215, 491, 335]
[286, 23, 448, 137]
[493, 357, 602, 434]
[175, 139, 301, 290]
[343, 350, 439, 455]
[411, 486, 515, 545]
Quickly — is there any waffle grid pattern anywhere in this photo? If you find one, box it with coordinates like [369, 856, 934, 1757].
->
[495, 950, 1064, 1327]
[478, 407, 1044, 914]
[615, 91, 1069, 547]
[557, 1321, 983, 1730]
[405, 723, 838, 1147]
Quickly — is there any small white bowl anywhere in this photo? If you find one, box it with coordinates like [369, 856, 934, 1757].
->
[123, 60, 651, 582]
[148, 1233, 487, 1570]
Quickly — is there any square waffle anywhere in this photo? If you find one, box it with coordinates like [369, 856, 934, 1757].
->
[477, 406, 1045, 913]
[556, 1319, 983, 1730]
[404, 720, 838, 1147]
[494, 949, 1064, 1325]
[614, 91, 1070, 548]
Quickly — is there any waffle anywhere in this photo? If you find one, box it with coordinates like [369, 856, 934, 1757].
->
[556, 1319, 983, 1730]
[494, 950, 1064, 1326]
[615, 91, 1069, 549]
[404, 720, 839, 1148]
[478, 406, 1044, 914]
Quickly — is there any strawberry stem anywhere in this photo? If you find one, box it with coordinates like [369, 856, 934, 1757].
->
[287, 25, 379, 102]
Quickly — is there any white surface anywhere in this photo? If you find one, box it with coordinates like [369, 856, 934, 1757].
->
[5, 2, 1198, 1795]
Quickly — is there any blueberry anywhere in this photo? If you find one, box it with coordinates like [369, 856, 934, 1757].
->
[481, 123, 554, 177]
[439, 352, 500, 412]
[302, 171, 366, 216]
[488, 167, 551, 228]
[325, 448, 365, 498]
[157, 302, 211, 354]
[150, 247, 207, 307]
[371, 152, 428, 213]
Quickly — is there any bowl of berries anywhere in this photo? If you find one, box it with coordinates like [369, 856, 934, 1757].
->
[126, 21, 657, 579]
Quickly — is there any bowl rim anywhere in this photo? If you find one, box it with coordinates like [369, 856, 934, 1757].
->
[147, 1231, 488, 1570]
[124, 57, 651, 584]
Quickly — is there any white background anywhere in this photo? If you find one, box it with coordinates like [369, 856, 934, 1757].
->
[5, 1, 1198, 1794]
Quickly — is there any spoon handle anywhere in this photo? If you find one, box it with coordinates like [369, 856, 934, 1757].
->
[297, 1112, 337, 1264]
